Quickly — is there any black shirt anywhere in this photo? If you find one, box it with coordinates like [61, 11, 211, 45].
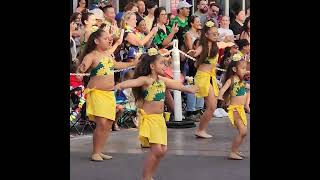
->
[230, 20, 244, 35]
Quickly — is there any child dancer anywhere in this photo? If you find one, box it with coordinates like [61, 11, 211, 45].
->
[77, 29, 141, 161]
[218, 53, 250, 160]
[188, 21, 234, 138]
[115, 48, 199, 180]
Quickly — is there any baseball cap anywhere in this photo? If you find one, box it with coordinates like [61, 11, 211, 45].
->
[177, 1, 192, 9]
[90, 8, 104, 20]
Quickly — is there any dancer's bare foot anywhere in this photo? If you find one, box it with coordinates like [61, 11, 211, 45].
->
[195, 130, 213, 138]
[228, 152, 243, 160]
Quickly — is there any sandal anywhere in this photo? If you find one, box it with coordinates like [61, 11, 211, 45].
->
[99, 153, 112, 160]
[91, 153, 104, 162]
[228, 152, 243, 160]
[237, 152, 246, 158]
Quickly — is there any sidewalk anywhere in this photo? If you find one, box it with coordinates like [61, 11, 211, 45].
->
[71, 116, 250, 180]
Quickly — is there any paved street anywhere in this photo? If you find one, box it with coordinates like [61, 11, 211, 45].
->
[70, 116, 250, 180]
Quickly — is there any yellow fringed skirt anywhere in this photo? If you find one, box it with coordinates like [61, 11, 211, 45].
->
[137, 109, 167, 147]
[194, 70, 219, 98]
[227, 105, 247, 128]
[84, 88, 116, 121]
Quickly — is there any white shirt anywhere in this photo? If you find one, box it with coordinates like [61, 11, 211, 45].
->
[218, 28, 234, 42]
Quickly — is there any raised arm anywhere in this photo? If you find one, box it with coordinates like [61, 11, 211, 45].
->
[115, 76, 148, 91]
[107, 29, 124, 54]
[217, 78, 232, 100]
[162, 24, 179, 46]
[114, 53, 142, 70]
[158, 76, 199, 94]
[126, 27, 158, 47]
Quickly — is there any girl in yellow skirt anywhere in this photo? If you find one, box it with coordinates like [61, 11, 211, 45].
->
[188, 21, 234, 138]
[77, 28, 141, 161]
[115, 48, 199, 180]
[217, 53, 250, 160]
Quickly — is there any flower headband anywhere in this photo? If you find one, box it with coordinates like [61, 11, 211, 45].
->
[91, 26, 99, 33]
[231, 53, 244, 62]
[205, 21, 215, 28]
[147, 48, 159, 56]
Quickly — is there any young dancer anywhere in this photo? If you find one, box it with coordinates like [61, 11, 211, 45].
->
[218, 53, 250, 160]
[77, 29, 141, 161]
[188, 21, 234, 138]
[115, 48, 199, 180]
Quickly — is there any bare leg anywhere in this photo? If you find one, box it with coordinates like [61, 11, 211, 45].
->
[196, 86, 217, 138]
[230, 111, 247, 160]
[113, 106, 124, 131]
[245, 92, 250, 113]
[142, 144, 167, 180]
[92, 116, 113, 160]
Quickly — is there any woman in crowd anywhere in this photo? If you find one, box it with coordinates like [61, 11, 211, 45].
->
[121, 11, 158, 61]
[152, 7, 179, 49]
[80, 12, 98, 53]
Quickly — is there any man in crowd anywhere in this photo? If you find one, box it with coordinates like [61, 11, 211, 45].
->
[200, 2, 220, 27]
[170, 0, 192, 49]
[194, 0, 208, 17]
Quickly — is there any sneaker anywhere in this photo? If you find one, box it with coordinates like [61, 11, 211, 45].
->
[217, 108, 228, 117]
[213, 109, 223, 118]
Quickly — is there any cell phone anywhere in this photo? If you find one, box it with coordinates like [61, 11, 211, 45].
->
[174, 21, 178, 26]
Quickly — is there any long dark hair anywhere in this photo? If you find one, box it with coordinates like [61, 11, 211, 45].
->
[132, 54, 161, 101]
[197, 25, 219, 68]
[188, 15, 198, 27]
[152, 7, 166, 27]
[221, 59, 246, 102]
[222, 60, 246, 84]
[78, 29, 105, 65]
